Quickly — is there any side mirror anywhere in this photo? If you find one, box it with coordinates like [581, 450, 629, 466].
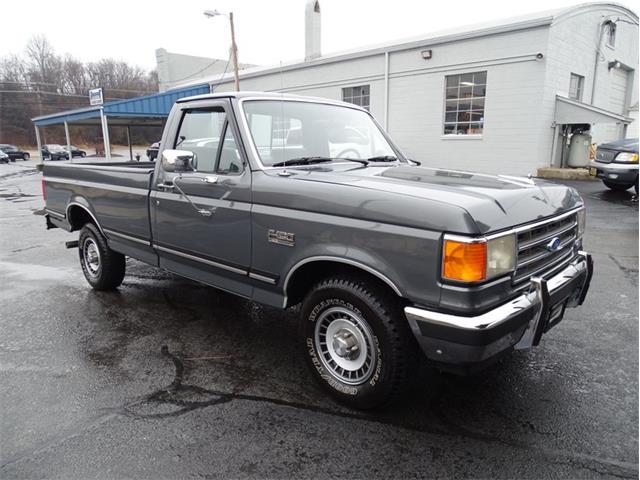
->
[162, 149, 196, 172]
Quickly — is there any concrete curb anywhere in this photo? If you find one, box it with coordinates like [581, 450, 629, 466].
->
[537, 167, 597, 181]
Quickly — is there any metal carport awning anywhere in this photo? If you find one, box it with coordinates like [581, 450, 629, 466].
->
[31, 84, 210, 161]
[555, 95, 632, 125]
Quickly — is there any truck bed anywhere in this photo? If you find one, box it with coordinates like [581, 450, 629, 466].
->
[43, 161, 155, 254]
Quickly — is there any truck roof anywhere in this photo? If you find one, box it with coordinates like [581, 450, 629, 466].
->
[175, 91, 366, 110]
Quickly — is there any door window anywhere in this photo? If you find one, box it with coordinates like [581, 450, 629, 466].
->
[217, 124, 243, 174]
[174, 108, 226, 173]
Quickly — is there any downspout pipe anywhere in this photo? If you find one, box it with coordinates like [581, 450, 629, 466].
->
[384, 51, 389, 130]
[591, 19, 614, 105]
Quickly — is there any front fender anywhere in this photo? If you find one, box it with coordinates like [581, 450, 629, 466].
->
[281, 246, 405, 298]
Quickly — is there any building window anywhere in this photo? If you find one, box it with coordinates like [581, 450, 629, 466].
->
[444, 71, 486, 135]
[342, 85, 370, 110]
[569, 73, 585, 101]
[606, 21, 616, 47]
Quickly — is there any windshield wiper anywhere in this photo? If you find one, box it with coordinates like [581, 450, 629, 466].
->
[366, 155, 422, 166]
[272, 156, 369, 167]
[366, 155, 398, 162]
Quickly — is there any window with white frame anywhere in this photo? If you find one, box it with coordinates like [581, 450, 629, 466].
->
[342, 85, 370, 111]
[444, 71, 486, 135]
[569, 73, 585, 101]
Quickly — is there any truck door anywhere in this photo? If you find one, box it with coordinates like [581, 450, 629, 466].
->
[151, 101, 252, 297]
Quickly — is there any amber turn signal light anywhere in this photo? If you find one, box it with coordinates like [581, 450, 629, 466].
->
[443, 239, 487, 282]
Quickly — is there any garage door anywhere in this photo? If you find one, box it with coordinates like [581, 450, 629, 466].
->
[610, 68, 629, 115]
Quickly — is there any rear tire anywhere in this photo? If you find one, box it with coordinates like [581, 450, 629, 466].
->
[23, 153, 30, 160]
[78, 223, 125, 290]
[603, 180, 632, 191]
[301, 275, 417, 409]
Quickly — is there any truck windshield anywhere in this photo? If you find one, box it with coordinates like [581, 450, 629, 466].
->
[242, 100, 399, 167]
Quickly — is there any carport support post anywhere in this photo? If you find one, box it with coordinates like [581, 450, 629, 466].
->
[100, 108, 112, 160]
[126, 126, 133, 161]
[64, 121, 72, 164]
[34, 125, 42, 165]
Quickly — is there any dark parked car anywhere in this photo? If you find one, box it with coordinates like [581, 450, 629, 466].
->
[590, 137, 639, 193]
[63, 145, 87, 158]
[0, 149, 9, 164]
[147, 141, 160, 160]
[42, 144, 69, 161]
[0, 144, 30, 161]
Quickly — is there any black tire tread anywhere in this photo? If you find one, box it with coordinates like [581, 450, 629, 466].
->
[303, 274, 417, 409]
[78, 223, 126, 290]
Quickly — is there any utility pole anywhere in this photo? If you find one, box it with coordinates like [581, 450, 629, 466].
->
[204, 9, 240, 91]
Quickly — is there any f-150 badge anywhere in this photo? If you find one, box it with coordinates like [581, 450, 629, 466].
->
[268, 229, 295, 247]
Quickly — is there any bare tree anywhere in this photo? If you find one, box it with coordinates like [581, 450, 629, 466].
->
[0, 35, 159, 145]
[25, 35, 62, 92]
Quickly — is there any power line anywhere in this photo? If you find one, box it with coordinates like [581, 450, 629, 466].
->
[210, 52, 233, 90]
[0, 81, 155, 94]
[164, 58, 224, 84]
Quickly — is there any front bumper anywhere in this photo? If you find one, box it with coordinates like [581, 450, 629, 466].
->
[589, 160, 638, 185]
[405, 251, 593, 373]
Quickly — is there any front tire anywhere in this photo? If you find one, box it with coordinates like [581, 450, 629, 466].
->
[78, 223, 125, 290]
[23, 153, 30, 160]
[603, 180, 632, 191]
[301, 276, 416, 409]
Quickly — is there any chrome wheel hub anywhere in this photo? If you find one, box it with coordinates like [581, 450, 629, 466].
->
[314, 307, 375, 385]
[83, 239, 101, 276]
[332, 329, 359, 359]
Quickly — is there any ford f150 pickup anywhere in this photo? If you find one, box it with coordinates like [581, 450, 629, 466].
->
[43, 92, 593, 409]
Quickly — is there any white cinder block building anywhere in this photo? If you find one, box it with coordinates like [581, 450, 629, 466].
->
[171, 2, 639, 175]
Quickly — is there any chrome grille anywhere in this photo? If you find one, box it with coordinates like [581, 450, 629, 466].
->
[513, 212, 579, 285]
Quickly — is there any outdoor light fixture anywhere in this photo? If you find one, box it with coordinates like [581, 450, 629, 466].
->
[608, 60, 622, 70]
[421, 49, 432, 59]
[203, 9, 222, 17]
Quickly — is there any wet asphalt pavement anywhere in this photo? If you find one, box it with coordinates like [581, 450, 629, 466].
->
[0, 161, 638, 479]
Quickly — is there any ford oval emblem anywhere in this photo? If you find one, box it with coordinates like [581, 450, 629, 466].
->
[546, 237, 563, 252]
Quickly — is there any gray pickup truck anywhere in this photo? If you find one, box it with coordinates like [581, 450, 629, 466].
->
[43, 92, 593, 409]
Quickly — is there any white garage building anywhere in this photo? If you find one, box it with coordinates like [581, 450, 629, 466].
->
[171, 2, 638, 175]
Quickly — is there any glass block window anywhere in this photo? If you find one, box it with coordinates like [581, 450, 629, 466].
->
[342, 85, 370, 111]
[444, 71, 487, 135]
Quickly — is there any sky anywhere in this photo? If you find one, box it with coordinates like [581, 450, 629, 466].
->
[1, 0, 637, 72]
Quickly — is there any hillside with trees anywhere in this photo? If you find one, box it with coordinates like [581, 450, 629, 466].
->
[0, 35, 159, 149]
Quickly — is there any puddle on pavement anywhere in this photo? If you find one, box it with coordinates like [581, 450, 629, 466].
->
[590, 189, 639, 207]
[0, 192, 36, 200]
[0, 260, 75, 281]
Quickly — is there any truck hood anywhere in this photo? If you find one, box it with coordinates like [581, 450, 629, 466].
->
[286, 164, 583, 233]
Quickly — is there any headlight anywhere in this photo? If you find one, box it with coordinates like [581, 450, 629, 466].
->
[615, 152, 639, 163]
[577, 208, 586, 237]
[442, 233, 516, 283]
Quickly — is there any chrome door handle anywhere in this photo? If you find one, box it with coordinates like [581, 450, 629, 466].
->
[157, 182, 174, 191]
[203, 175, 218, 184]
